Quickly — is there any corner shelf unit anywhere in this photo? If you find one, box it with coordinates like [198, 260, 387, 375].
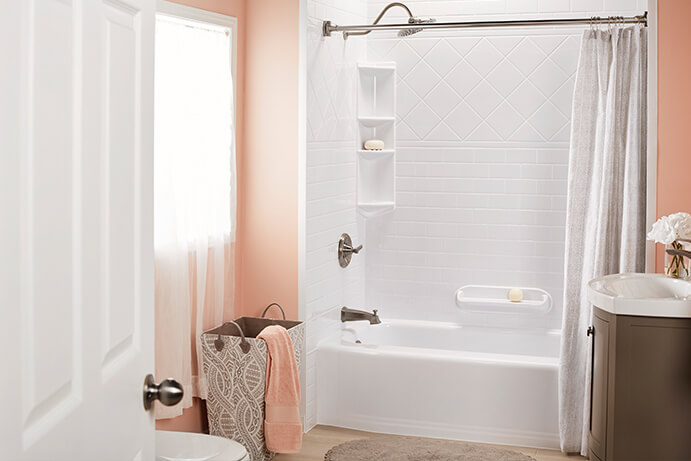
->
[357, 62, 396, 217]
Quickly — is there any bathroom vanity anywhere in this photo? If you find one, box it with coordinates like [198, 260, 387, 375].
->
[587, 274, 691, 461]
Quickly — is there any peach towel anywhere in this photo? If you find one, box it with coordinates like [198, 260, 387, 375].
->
[257, 325, 302, 453]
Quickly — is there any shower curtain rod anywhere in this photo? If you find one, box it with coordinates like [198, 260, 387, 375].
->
[322, 12, 647, 38]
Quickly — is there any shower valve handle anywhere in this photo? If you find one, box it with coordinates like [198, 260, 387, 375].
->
[344, 243, 362, 254]
[338, 233, 362, 268]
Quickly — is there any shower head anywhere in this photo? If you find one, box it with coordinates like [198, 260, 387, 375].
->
[398, 17, 437, 37]
[342, 2, 436, 39]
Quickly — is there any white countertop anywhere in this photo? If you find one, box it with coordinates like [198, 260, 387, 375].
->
[587, 273, 691, 318]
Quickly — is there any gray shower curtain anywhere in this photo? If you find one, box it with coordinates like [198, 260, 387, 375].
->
[559, 25, 647, 454]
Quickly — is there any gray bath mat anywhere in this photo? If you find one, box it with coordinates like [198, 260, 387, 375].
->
[324, 436, 536, 461]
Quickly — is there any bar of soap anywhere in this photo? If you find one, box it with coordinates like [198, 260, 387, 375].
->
[509, 288, 523, 303]
[363, 139, 385, 150]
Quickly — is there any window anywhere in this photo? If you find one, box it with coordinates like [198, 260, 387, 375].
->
[154, 7, 237, 249]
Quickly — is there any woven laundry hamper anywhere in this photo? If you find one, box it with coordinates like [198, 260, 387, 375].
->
[201, 304, 304, 461]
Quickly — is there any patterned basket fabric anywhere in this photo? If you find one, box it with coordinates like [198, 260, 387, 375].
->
[202, 319, 304, 461]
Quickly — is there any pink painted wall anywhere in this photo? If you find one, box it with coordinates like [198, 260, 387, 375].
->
[655, 0, 691, 272]
[156, 0, 301, 433]
[237, 0, 300, 320]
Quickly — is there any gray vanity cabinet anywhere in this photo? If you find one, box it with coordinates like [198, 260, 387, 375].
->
[588, 307, 691, 461]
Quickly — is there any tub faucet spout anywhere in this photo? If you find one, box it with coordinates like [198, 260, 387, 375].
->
[341, 306, 381, 324]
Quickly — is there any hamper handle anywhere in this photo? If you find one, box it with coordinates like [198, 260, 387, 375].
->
[214, 321, 250, 354]
[261, 302, 286, 320]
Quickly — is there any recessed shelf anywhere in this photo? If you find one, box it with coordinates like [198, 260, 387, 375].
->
[358, 62, 396, 71]
[357, 62, 396, 218]
[357, 201, 395, 217]
[358, 116, 395, 127]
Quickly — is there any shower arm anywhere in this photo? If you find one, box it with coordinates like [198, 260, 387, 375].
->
[328, 2, 414, 39]
[323, 11, 647, 38]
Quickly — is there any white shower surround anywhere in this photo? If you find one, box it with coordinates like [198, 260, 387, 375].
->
[303, 0, 651, 442]
[318, 320, 560, 448]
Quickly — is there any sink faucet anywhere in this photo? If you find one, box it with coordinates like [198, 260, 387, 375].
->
[341, 306, 381, 324]
[666, 247, 691, 260]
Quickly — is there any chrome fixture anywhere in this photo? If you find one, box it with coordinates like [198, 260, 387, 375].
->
[666, 248, 691, 260]
[143, 374, 184, 410]
[322, 2, 435, 40]
[341, 306, 381, 325]
[338, 233, 362, 268]
[398, 16, 437, 37]
[323, 10, 647, 39]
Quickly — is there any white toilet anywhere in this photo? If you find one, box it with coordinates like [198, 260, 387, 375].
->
[156, 431, 250, 461]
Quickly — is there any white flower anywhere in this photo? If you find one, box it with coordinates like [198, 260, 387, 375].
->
[667, 212, 691, 240]
[647, 212, 691, 244]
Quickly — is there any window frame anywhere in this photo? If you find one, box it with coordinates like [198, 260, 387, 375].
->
[156, 0, 238, 134]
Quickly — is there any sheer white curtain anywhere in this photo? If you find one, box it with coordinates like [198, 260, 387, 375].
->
[154, 16, 236, 419]
[559, 25, 647, 453]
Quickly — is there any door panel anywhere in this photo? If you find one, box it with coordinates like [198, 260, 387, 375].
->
[101, 0, 139, 374]
[1, 0, 155, 459]
[589, 312, 610, 460]
[21, 0, 79, 445]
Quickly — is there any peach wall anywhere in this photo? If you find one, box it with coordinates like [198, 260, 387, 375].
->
[655, 0, 691, 272]
[156, 0, 301, 433]
[238, 0, 300, 320]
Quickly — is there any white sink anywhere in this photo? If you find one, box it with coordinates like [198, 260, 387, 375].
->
[587, 273, 691, 317]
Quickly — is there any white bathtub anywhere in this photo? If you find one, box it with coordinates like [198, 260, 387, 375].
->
[316, 320, 560, 449]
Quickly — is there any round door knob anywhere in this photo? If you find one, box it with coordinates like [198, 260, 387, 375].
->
[143, 374, 184, 411]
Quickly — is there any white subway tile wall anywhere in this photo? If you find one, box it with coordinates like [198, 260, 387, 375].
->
[305, 0, 367, 430]
[363, 0, 645, 329]
[304, 0, 645, 429]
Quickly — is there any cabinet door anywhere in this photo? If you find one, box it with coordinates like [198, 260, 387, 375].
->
[589, 312, 610, 460]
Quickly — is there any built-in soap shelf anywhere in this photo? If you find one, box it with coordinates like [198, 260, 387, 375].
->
[357, 149, 394, 156]
[455, 285, 552, 314]
[357, 62, 396, 217]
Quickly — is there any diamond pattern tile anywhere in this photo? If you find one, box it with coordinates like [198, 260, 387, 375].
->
[507, 81, 546, 118]
[445, 102, 483, 139]
[426, 81, 462, 118]
[551, 76, 576, 117]
[507, 38, 547, 76]
[486, 60, 524, 97]
[530, 59, 569, 97]
[551, 36, 581, 75]
[389, 41, 423, 77]
[465, 39, 504, 75]
[446, 61, 483, 97]
[487, 36, 523, 55]
[407, 38, 440, 58]
[406, 60, 442, 97]
[447, 37, 481, 56]
[425, 41, 461, 78]
[486, 102, 524, 139]
[533, 35, 566, 55]
[529, 102, 568, 140]
[428, 122, 459, 141]
[466, 81, 503, 118]
[396, 79, 421, 119]
[371, 32, 579, 142]
[405, 102, 441, 139]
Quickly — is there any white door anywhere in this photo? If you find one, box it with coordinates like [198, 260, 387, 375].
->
[1, 0, 159, 459]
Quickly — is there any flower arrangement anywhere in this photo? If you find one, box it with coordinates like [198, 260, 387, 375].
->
[647, 212, 691, 278]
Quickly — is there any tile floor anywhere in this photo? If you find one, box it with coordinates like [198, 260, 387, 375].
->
[274, 425, 586, 460]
